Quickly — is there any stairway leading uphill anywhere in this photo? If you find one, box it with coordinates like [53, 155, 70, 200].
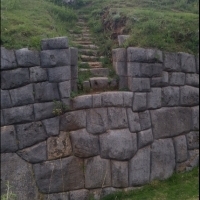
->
[70, 16, 118, 92]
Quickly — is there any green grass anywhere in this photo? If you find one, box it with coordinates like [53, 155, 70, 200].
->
[76, 0, 199, 55]
[1, 0, 198, 55]
[1, 0, 77, 50]
[100, 167, 199, 200]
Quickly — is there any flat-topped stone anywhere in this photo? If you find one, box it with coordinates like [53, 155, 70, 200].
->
[90, 77, 109, 90]
[1, 47, 17, 70]
[41, 37, 69, 50]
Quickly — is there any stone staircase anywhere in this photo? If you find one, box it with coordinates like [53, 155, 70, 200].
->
[70, 16, 118, 92]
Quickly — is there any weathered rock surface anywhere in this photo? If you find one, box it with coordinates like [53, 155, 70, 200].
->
[150, 107, 192, 139]
[40, 49, 71, 67]
[15, 48, 40, 67]
[186, 131, 199, 150]
[3, 105, 34, 125]
[84, 156, 111, 189]
[127, 47, 163, 63]
[42, 192, 69, 200]
[108, 107, 128, 129]
[138, 129, 153, 149]
[150, 139, 175, 180]
[132, 93, 147, 111]
[41, 37, 69, 50]
[179, 52, 196, 73]
[1, 89, 12, 109]
[72, 95, 92, 109]
[48, 66, 71, 82]
[10, 84, 34, 106]
[42, 117, 60, 136]
[33, 156, 84, 193]
[127, 109, 141, 133]
[1, 125, 18, 153]
[176, 149, 199, 172]
[173, 135, 187, 163]
[169, 72, 185, 86]
[112, 48, 126, 62]
[16, 121, 47, 149]
[185, 74, 199, 87]
[70, 129, 99, 158]
[87, 108, 108, 135]
[180, 86, 199, 106]
[1, 153, 39, 200]
[164, 52, 181, 72]
[1, 47, 17, 70]
[111, 161, 128, 188]
[147, 88, 161, 109]
[34, 102, 55, 121]
[102, 92, 124, 107]
[69, 189, 89, 200]
[34, 82, 60, 102]
[191, 106, 199, 130]
[29, 66, 47, 83]
[139, 110, 151, 130]
[1, 68, 30, 90]
[162, 86, 180, 107]
[60, 110, 86, 131]
[47, 131, 72, 160]
[129, 146, 150, 186]
[99, 129, 137, 160]
[59, 81, 71, 98]
[17, 141, 47, 163]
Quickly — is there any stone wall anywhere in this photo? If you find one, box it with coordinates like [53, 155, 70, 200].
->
[1, 44, 199, 200]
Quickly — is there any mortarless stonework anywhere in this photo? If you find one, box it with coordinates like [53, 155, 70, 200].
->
[1, 42, 199, 200]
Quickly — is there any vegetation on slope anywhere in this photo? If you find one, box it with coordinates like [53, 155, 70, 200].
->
[1, 0, 77, 50]
[1, 0, 199, 55]
[79, 0, 199, 56]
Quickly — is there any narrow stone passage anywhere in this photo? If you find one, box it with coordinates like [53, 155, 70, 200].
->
[70, 15, 118, 92]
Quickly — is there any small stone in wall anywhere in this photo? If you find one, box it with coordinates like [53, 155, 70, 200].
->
[127, 108, 141, 133]
[138, 129, 153, 149]
[180, 85, 199, 106]
[139, 110, 151, 131]
[42, 117, 60, 136]
[47, 131, 72, 160]
[186, 131, 199, 150]
[176, 149, 199, 172]
[132, 93, 147, 112]
[173, 135, 188, 163]
[191, 106, 199, 130]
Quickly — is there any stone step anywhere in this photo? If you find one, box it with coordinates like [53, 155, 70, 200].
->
[79, 62, 102, 68]
[79, 68, 109, 77]
[89, 77, 109, 90]
[80, 55, 99, 62]
[80, 44, 98, 49]
[78, 49, 98, 56]
[74, 41, 93, 45]
[75, 36, 93, 41]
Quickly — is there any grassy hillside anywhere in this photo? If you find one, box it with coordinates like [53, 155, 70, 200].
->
[79, 0, 199, 55]
[1, 0, 199, 54]
[1, 0, 77, 50]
